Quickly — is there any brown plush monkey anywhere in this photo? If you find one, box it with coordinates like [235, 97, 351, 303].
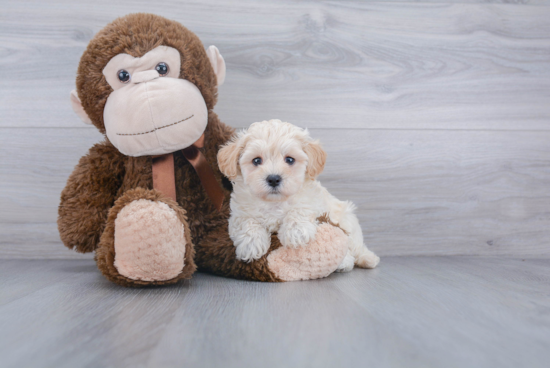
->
[58, 13, 349, 287]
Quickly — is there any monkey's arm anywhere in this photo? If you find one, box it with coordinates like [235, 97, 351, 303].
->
[58, 141, 125, 253]
[195, 214, 349, 282]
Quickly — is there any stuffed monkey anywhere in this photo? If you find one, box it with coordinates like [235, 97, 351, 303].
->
[58, 13, 349, 287]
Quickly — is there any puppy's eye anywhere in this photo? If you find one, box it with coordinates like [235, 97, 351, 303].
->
[285, 157, 295, 165]
[118, 69, 130, 83]
[252, 157, 262, 166]
[156, 62, 169, 76]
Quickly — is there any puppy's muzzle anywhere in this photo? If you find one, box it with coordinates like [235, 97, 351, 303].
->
[266, 174, 282, 188]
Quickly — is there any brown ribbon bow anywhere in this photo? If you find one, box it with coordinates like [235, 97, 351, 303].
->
[152, 133, 225, 211]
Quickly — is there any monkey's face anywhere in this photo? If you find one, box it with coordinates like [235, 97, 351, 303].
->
[69, 14, 226, 157]
[102, 46, 207, 156]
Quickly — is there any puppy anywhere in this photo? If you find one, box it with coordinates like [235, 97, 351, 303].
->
[217, 119, 379, 272]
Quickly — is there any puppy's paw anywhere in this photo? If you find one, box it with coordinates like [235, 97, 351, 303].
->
[278, 221, 318, 248]
[355, 249, 380, 269]
[335, 252, 355, 273]
[233, 231, 270, 263]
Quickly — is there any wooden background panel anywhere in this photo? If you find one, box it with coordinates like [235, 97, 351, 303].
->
[1, 0, 550, 130]
[321, 129, 550, 256]
[0, 128, 103, 259]
[1, 0, 549, 259]
[1, 127, 549, 258]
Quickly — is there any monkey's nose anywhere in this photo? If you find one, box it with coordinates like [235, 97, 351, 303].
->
[132, 70, 160, 84]
[266, 175, 282, 188]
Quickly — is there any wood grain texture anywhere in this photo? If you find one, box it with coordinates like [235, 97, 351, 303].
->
[1, 127, 549, 258]
[1, 0, 549, 259]
[1, 257, 549, 368]
[1, 0, 550, 130]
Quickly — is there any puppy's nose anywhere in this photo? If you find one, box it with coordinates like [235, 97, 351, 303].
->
[266, 175, 282, 188]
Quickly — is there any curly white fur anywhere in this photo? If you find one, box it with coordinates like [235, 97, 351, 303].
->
[218, 119, 380, 271]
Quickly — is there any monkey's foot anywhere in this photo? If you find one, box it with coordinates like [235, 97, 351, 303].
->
[114, 199, 186, 281]
[267, 223, 348, 281]
[96, 188, 196, 287]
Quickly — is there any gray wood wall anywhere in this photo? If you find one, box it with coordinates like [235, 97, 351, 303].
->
[1, 0, 549, 259]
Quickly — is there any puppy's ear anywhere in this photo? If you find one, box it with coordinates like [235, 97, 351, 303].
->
[304, 139, 327, 179]
[218, 137, 243, 180]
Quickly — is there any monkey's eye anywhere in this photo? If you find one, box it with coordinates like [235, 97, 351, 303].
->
[285, 157, 295, 165]
[252, 157, 262, 166]
[117, 69, 130, 83]
[156, 62, 169, 76]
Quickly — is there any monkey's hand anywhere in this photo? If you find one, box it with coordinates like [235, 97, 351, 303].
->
[58, 142, 125, 253]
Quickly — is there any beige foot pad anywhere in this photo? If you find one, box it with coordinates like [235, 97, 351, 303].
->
[114, 199, 186, 281]
[267, 223, 348, 281]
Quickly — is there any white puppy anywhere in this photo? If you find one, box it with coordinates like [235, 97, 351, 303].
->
[217, 119, 380, 272]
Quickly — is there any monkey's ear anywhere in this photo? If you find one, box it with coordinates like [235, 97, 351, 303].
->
[206, 45, 226, 86]
[70, 90, 93, 125]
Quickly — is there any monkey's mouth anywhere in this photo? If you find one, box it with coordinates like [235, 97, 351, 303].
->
[116, 115, 194, 136]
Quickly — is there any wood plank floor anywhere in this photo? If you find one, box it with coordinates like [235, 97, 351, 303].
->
[1, 257, 549, 368]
